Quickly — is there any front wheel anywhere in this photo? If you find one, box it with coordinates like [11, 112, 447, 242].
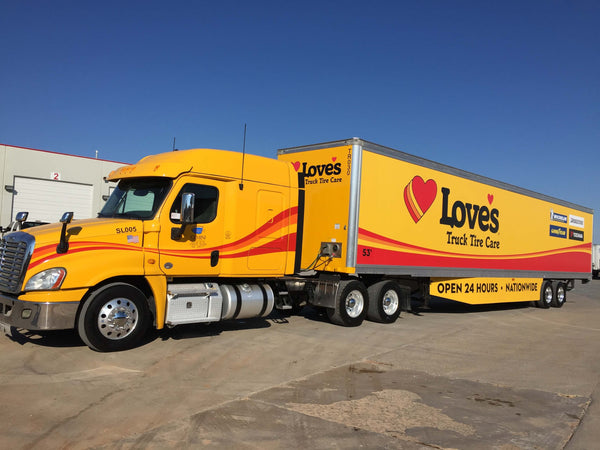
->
[77, 283, 151, 352]
[327, 280, 368, 327]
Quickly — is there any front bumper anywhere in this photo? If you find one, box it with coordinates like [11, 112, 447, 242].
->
[0, 293, 79, 331]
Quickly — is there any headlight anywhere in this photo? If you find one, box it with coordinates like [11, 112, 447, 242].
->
[24, 268, 66, 291]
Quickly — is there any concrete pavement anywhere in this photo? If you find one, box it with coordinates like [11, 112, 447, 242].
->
[1, 280, 599, 449]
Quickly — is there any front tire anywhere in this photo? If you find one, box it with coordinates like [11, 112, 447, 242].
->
[367, 280, 402, 323]
[78, 283, 150, 352]
[327, 280, 368, 327]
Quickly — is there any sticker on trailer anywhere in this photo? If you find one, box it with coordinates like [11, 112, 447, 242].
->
[569, 215, 585, 229]
[430, 278, 543, 304]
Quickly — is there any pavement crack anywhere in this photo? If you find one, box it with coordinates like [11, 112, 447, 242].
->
[22, 388, 125, 450]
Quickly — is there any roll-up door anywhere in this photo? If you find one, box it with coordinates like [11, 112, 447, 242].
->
[12, 177, 94, 223]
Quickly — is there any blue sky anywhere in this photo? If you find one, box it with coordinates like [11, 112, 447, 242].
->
[1, 1, 599, 241]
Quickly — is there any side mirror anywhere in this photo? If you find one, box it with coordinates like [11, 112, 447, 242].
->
[15, 211, 29, 224]
[56, 212, 74, 254]
[171, 193, 195, 240]
[60, 212, 74, 224]
[181, 192, 195, 224]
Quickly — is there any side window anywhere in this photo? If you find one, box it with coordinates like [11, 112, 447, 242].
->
[170, 184, 219, 224]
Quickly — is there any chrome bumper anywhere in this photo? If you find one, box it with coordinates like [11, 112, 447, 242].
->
[0, 294, 79, 331]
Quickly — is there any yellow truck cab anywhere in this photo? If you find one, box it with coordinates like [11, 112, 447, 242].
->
[0, 148, 300, 351]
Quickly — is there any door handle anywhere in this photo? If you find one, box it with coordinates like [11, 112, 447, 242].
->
[210, 250, 219, 267]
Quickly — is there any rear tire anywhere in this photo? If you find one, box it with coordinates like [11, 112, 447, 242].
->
[327, 280, 368, 327]
[536, 281, 553, 309]
[367, 280, 402, 324]
[78, 283, 150, 352]
[551, 282, 566, 308]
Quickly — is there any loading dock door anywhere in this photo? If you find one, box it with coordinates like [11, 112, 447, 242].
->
[12, 177, 94, 223]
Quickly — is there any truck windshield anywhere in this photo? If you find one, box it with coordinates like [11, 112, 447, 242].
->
[98, 177, 172, 220]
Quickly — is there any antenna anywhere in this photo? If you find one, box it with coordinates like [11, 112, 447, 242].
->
[172, 137, 177, 151]
[239, 124, 247, 190]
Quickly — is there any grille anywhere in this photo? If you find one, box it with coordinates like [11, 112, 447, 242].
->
[0, 232, 35, 294]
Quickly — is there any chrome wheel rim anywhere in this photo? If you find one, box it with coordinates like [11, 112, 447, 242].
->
[345, 290, 364, 318]
[97, 298, 138, 340]
[556, 286, 565, 304]
[544, 286, 553, 305]
[382, 289, 400, 315]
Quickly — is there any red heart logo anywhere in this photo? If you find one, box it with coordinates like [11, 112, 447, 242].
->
[487, 194, 494, 205]
[404, 176, 437, 223]
[332, 157, 337, 162]
[292, 161, 301, 172]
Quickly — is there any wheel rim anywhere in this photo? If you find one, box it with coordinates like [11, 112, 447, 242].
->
[345, 290, 364, 318]
[382, 289, 399, 316]
[97, 298, 138, 340]
[543, 285, 553, 305]
[556, 286, 565, 304]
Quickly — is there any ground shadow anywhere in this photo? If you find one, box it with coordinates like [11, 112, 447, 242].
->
[5, 327, 86, 348]
[158, 316, 274, 342]
[3, 315, 278, 350]
[410, 296, 534, 315]
[2, 297, 538, 350]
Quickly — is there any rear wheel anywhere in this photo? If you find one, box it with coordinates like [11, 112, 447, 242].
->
[367, 281, 402, 323]
[551, 282, 566, 308]
[536, 281, 553, 309]
[327, 280, 368, 327]
[78, 283, 150, 352]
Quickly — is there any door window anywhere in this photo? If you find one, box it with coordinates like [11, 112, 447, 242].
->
[170, 184, 219, 224]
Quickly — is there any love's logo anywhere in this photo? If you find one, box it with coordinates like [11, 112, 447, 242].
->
[404, 176, 437, 223]
[293, 158, 342, 178]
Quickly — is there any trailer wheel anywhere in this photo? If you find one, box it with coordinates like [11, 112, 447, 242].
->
[77, 283, 150, 352]
[327, 280, 368, 327]
[367, 281, 402, 323]
[551, 282, 566, 308]
[536, 281, 553, 309]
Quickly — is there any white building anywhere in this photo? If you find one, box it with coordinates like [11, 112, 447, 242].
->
[0, 144, 127, 227]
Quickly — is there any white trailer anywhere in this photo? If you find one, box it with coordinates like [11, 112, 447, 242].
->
[593, 244, 600, 279]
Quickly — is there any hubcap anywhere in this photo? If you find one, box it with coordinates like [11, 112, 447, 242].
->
[345, 290, 364, 318]
[544, 286, 553, 304]
[556, 287, 565, 304]
[97, 298, 138, 340]
[382, 289, 399, 315]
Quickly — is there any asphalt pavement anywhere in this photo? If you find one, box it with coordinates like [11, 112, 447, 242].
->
[1, 280, 599, 449]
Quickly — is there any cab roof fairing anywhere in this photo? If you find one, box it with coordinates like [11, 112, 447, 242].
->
[107, 148, 295, 187]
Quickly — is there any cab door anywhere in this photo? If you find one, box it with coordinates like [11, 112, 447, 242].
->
[158, 179, 224, 277]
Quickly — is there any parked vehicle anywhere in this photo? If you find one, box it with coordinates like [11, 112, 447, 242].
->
[593, 244, 600, 279]
[0, 138, 593, 351]
[0, 212, 48, 236]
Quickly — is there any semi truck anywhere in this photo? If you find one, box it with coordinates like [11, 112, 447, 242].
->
[593, 244, 600, 279]
[0, 138, 593, 351]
